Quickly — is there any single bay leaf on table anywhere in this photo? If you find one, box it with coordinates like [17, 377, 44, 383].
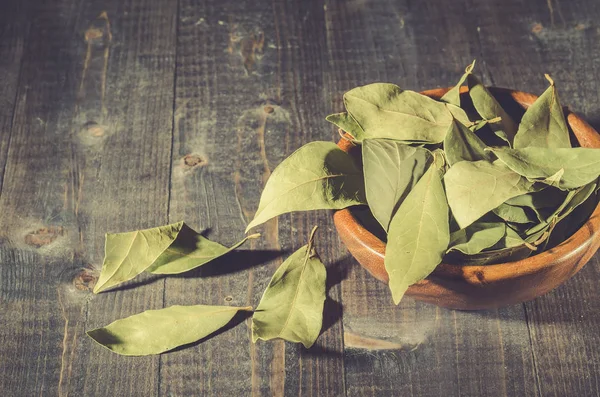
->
[148, 224, 259, 274]
[252, 226, 326, 348]
[343, 83, 455, 143]
[491, 147, 600, 190]
[325, 112, 365, 141]
[447, 222, 506, 255]
[440, 60, 476, 107]
[385, 165, 450, 305]
[87, 305, 252, 356]
[93, 222, 256, 293]
[443, 118, 494, 166]
[362, 139, 433, 230]
[513, 74, 571, 149]
[245, 141, 366, 232]
[444, 160, 537, 228]
[468, 73, 518, 143]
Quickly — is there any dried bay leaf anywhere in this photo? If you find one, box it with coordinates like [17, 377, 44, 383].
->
[385, 166, 450, 304]
[525, 181, 598, 241]
[362, 139, 433, 230]
[87, 305, 252, 356]
[447, 222, 506, 255]
[444, 160, 537, 228]
[94, 222, 184, 293]
[504, 188, 568, 222]
[326, 112, 365, 141]
[246, 142, 366, 232]
[441, 60, 476, 107]
[468, 73, 518, 143]
[343, 83, 454, 143]
[94, 222, 255, 293]
[443, 118, 494, 166]
[491, 147, 600, 190]
[493, 203, 537, 224]
[252, 226, 326, 348]
[513, 75, 571, 149]
[148, 225, 259, 275]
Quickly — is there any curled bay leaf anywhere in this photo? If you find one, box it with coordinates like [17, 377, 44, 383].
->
[362, 139, 433, 230]
[447, 222, 506, 255]
[513, 74, 571, 149]
[443, 118, 494, 166]
[493, 203, 537, 224]
[444, 160, 537, 228]
[491, 147, 600, 190]
[343, 83, 454, 143]
[446, 227, 533, 266]
[94, 222, 255, 293]
[385, 165, 450, 304]
[148, 227, 259, 275]
[325, 112, 365, 141]
[252, 226, 326, 348]
[504, 188, 568, 222]
[87, 305, 252, 356]
[468, 73, 518, 143]
[246, 141, 366, 232]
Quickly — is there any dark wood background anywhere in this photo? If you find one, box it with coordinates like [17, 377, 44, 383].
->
[1, 0, 599, 395]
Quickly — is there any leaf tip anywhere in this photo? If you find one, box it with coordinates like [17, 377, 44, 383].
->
[309, 225, 319, 244]
[465, 59, 476, 73]
[247, 233, 261, 240]
[544, 73, 555, 86]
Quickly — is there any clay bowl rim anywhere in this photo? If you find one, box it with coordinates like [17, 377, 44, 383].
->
[335, 85, 600, 285]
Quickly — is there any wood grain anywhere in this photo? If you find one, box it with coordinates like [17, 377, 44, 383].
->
[0, 0, 176, 395]
[475, 1, 600, 395]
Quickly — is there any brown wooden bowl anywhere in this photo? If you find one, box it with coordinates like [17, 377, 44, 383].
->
[333, 86, 600, 310]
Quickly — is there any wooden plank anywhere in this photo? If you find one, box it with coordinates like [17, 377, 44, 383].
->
[0, 2, 28, 194]
[0, 0, 176, 395]
[474, 1, 600, 396]
[159, 0, 345, 395]
[323, 0, 538, 395]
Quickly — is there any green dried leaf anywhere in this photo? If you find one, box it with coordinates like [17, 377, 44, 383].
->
[504, 188, 568, 222]
[468, 74, 518, 143]
[447, 222, 506, 255]
[93, 222, 254, 293]
[362, 139, 433, 230]
[148, 227, 259, 275]
[441, 60, 476, 107]
[87, 305, 252, 356]
[525, 182, 598, 241]
[252, 226, 326, 348]
[443, 118, 494, 166]
[491, 147, 600, 190]
[94, 222, 183, 293]
[493, 203, 537, 224]
[513, 75, 571, 149]
[343, 83, 454, 143]
[385, 165, 450, 304]
[246, 142, 366, 232]
[444, 160, 537, 228]
[325, 112, 365, 141]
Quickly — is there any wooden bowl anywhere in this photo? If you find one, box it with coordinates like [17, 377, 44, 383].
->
[333, 86, 600, 310]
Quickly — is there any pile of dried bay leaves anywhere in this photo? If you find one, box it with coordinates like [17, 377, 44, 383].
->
[88, 61, 600, 356]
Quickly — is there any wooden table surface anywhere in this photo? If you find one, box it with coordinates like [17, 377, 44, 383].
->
[1, 0, 600, 396]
